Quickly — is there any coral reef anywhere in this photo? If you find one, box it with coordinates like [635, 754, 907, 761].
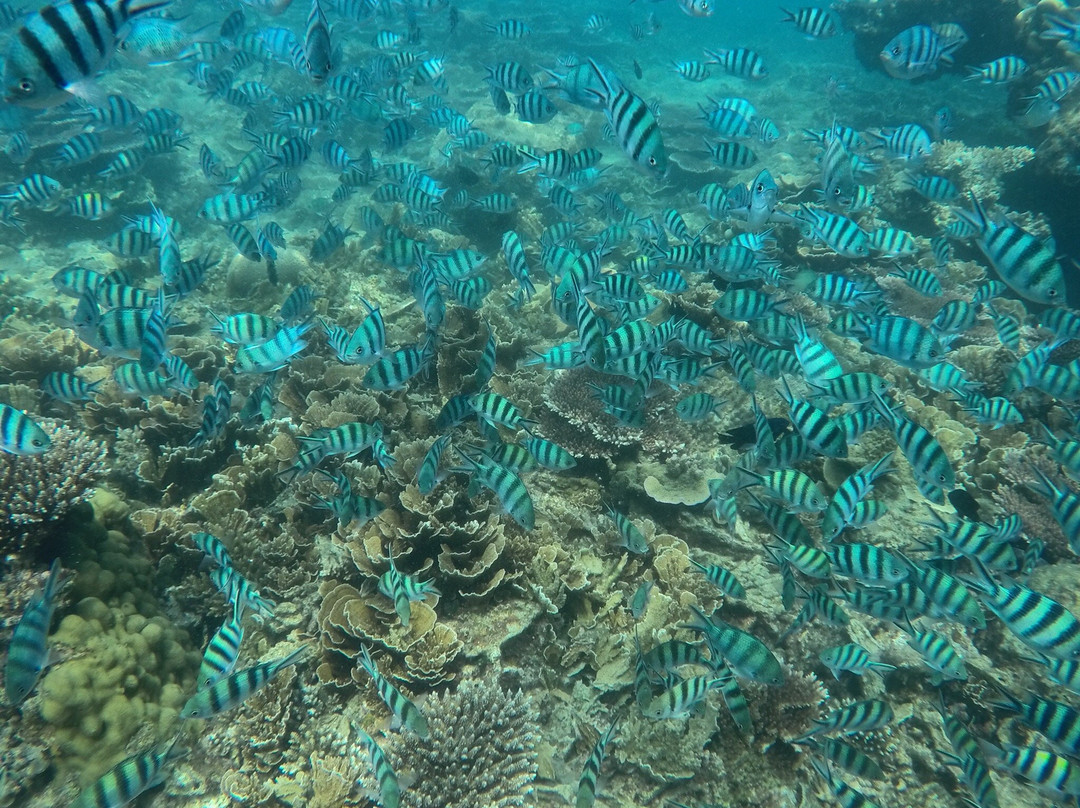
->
[379, 678, 538, 808]
[924, 141, 1036, 206]
[0, 420, 107, 554]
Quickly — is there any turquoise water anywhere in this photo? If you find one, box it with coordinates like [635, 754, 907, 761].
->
[2, 1, 1080, 807]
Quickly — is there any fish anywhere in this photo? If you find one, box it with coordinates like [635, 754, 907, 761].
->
[2, 0, 170, 106]
[952, 194, 1065, 304]
[782, 6, 837, 39]
[70, 734, 184, 808]
[356, 728, 400, 808]
[818, 643, 896, 679]
[358, 645, 428, 737]
[5, 559, 63, 704]
[180, 646, 306, 719]
[197, 599, 244, 690]
[686, 606, 785, 685]
[585, 58, 667, 177]
[880, 24, 960, 80]
[794, 699, 894, 741]
[576, 715, 618, 808]
[0, 403, 51, 454]
[302, 0, 334, 82]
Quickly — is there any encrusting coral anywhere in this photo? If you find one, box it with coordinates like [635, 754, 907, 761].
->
[0, 420, 107, 554]
[378, 678, 538, 808]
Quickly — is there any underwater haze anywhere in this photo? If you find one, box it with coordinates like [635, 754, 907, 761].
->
[5, 0, 1080, 807]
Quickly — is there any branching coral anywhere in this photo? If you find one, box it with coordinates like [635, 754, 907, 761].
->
[0, 420, 107, 553]
[380, 678, 538, 808]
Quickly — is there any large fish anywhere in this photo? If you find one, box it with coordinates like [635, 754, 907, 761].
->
[953, 193, 1065, 305]
[2, 0, 171, 107]
[585, 58, 668, 178]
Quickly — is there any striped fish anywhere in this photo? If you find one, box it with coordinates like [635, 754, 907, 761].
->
[358, 645, 428, 737]
[302, 0, 333, 81]
[954, 193, 1064, 304]
[686, 606, 785, 685]
[70, 734, 183, 808]
[576, 715, 618, 808]
[810, 758, 882, 808]
[180, 646, 306, 719]
[2, 0, 169, 107]
[0, 402, 51, 454]
[585, 58, 667, 177]
[980, 578, 1080, 659]
[5, 559, 63, 704]
[457, 449, 535, 530]
[645, 675, 722, 718]
[818, 644, 895, 679]
[356, 728, 400, 808]
[778, 377, 847, 458]
[782, 6, 837, 38]
[197, 599, 244, 690]
[795, 699, 894, 741]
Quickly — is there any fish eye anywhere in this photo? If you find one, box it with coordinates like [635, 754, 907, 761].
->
[756, 183, 765, 192]
[32, 437, 44, 446]
[929, 349, 939, 357]
[17, 78, 33, 94]
[1049, 289, 1059, 297]
[648, 156, 657, 165]
[938, 474, 947, 483]
[892, 46, 902, 56]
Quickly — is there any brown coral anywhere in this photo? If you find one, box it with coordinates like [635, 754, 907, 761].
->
[380, 678, 538, 808]
[0, 420, 107, 553]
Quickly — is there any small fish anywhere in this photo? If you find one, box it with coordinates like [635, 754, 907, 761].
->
[782, 6, 837, 38]
[880, 24, 958, 80]
[686, 606, 785, 685]
[606, 504, 649, 554]
[180, 647, 306, 719]
[630, 580, 653, 618]
[0, 403, 51, 454]
[576, 715, 618, 808]
[358, 645, 428, 737]
[5, 559, 63, 705]
[819, 643, 896, 679]
[356, 728, 400, 808]
[70, 735, 183, 808]
[794, 699, 894, 741]
[197, 600, 244, 690]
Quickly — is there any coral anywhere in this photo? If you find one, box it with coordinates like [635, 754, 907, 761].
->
[0, 420, 107, 554]
[924, 141, 1036, 205]
[991, 446, 1070, 562]
[0, 717, 51, 808]
[316, 580, 463, 686]
[379, 678, 538, 808]
[534, 368, 694, 461]
[37, 524, 200, 781]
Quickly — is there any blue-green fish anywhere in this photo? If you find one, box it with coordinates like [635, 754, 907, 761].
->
[953, 194, 1065, 304]
[0, 403, 50, 455]
[5, 559, 63, 704]
[358, 645, 428, 737]
[71, 734, 183, 808]
[576, 715, 619, 808]
[181, 646, 306, 719]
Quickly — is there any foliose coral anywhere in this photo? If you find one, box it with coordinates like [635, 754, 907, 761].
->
[0, 420, 107, 554]
[380, 678, 538, 808]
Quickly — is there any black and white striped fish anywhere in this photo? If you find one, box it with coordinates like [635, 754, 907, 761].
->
[3, 0, 171, 107]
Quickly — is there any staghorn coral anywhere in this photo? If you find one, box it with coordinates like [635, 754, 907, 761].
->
[0, 420, 107, 554]
[380, 678, 538, 808]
